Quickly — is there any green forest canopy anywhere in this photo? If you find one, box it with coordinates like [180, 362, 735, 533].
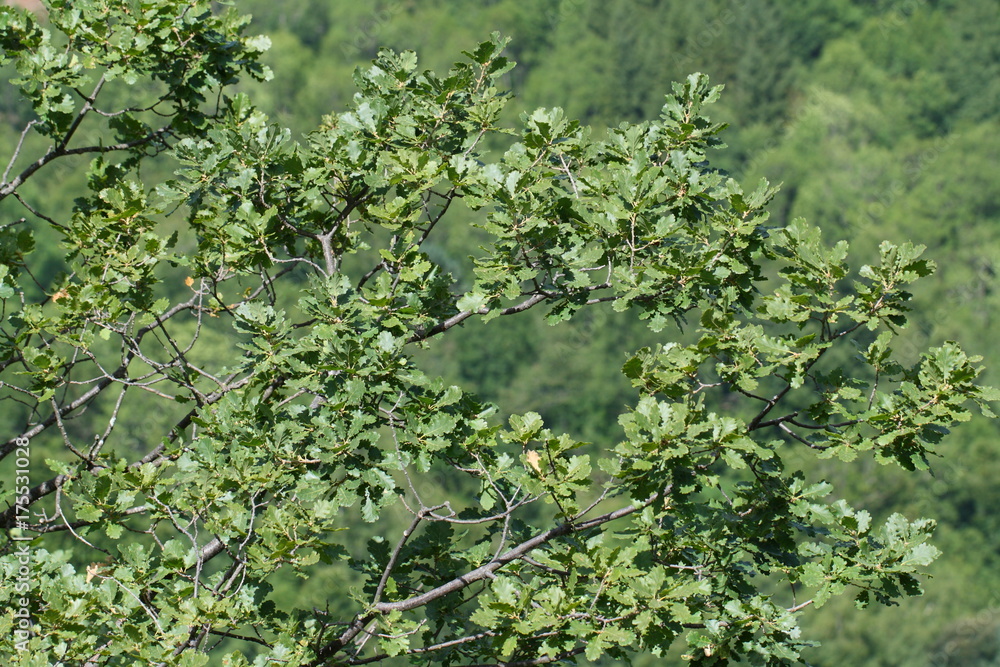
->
[2, 1, 1000, 665]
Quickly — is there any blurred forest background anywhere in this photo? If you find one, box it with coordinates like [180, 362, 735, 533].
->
[2, 0, 999, 664]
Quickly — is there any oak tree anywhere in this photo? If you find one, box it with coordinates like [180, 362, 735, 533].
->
[1, 2, 995, 665]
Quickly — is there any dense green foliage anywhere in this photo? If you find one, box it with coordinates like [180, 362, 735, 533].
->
[233, 3, 1000, 664]
[2, 1, 999, 665]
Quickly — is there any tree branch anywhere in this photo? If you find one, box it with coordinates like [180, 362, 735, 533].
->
[467, 646, 586, 666]
[410, 293, 548, 342]
[313, 494, 657, 664]
[0, 126, 171, 201]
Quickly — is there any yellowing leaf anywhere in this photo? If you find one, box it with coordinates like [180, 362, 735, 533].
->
[525, 449, 542, 473]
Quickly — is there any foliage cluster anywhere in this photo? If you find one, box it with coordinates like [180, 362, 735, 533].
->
[1, 1, 999, 666]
